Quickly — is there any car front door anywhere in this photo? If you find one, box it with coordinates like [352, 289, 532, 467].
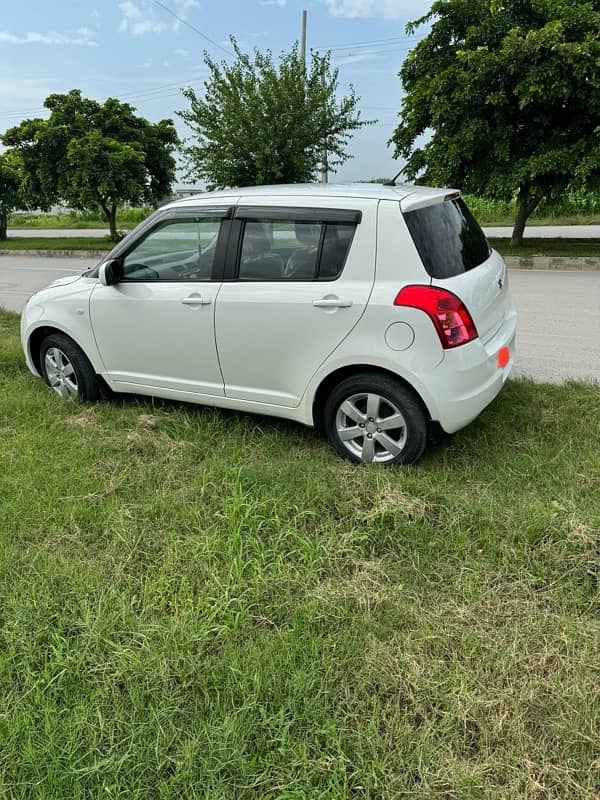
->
[90, 209, 230, 396]
[214, 201, 377, 407]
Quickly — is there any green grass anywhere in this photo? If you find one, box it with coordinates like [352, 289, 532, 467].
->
[9, 209, 152, 230]
[0, 237, 113, 252]
[490, 238, 600, 258]
[464, 190, 600, 226]
[0, 308, 598, 798]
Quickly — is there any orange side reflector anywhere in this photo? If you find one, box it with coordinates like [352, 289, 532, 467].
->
[497, 346, 510, 368]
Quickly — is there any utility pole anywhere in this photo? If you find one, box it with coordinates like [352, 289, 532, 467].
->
[300, 9, 307, 68]
[300, 9, 327, 183]
[320, 62, 329, 184]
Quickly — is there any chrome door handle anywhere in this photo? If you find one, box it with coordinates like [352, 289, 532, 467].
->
[313, 297, 353, 308]
[181, 294, 212, 306]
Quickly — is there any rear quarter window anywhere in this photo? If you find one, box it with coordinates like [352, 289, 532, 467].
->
[403, 198, 490, 279]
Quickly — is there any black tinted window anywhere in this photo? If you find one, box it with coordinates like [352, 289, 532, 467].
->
[403, 198, 490, 279]
[319, 223, 356, 280]
[239, 220, 321, 281]
[237, 219, 356, 281]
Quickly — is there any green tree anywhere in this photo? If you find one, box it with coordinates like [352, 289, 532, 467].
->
[390, 0, 600, 246]
[0, 151, 26, 241]
[179, 40, 372, 188]
[3, 91, 179, 239]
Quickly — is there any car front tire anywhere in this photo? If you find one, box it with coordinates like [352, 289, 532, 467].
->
[39, 333, 101, 403]
[324, 373, 428, 465]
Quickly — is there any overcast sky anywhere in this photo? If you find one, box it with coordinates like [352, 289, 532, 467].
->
[0, 0, 433, 183]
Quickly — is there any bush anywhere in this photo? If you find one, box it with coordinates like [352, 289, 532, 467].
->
[463, 190, 600, 224]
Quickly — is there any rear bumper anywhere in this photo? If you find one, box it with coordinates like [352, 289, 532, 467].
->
[428, 305, 517, 434]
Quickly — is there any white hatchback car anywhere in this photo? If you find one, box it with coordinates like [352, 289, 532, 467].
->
[21, 183, 516, 465]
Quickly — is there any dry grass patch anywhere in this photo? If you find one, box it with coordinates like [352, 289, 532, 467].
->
[313, 558, 396, 611]
[356, 580, 599, 798]
[63, 407, 99, 429]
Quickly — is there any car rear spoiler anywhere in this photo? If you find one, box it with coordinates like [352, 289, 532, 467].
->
[400, 189, 461, 214]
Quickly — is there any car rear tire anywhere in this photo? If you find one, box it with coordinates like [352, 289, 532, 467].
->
[324, 373, 428, 465]
[39, 333, 101, 403]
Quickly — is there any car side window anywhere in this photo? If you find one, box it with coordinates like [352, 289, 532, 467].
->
[238, 220, 322, 281]
[318, 222, 356, 281]
[122, 218, 222, 281]
[236, 218, 357, 282]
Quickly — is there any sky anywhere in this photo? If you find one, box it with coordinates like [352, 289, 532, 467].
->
[0, 0, 433, 184]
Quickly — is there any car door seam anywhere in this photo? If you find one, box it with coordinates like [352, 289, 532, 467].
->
[297, 201, 380, 408]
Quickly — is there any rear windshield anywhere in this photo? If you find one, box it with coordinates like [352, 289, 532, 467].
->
[403, 198, 490, 279]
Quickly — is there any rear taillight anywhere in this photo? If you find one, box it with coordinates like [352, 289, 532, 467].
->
[394, 285, 478, 349]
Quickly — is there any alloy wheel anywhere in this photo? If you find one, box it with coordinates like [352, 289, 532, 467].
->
[335, 392, 407, 464]
[44, 347, 79, 400]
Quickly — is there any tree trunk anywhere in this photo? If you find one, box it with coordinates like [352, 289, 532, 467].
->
[510, 196, 541, 247]
[100, 200, 119, 240]
[0, 212, 7, 241]
[108, 205, 118, 240]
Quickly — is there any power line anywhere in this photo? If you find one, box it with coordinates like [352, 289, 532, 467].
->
[316, 34, 422, 51]
[0, 69, 210, 121]
[331, 45, 417, 63]
[148, 0, 234, 57]
[0, 27, 420, 122]
[330, 41, 422, 55]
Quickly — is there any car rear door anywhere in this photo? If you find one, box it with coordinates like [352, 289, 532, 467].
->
[214, 199, 377, 407]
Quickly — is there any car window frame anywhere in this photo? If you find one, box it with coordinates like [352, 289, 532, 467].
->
[223, 206, 361, 283]
[88, 205, 234, 282]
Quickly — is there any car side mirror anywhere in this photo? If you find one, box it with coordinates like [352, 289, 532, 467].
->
[99, 258, 123, 286]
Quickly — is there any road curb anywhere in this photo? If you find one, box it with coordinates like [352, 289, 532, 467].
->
[504, 256, 600, 270]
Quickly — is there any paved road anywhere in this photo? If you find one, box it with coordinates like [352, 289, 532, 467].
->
[509, 270, 599, 383]
[0, 256, 598, 383]
[0, 255, 98, 312]
[10, 228, 111, 238]
[484, 225, 600, 238]
[8, 225, 600, 239]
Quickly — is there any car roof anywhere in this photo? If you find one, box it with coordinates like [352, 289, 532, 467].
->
[164, 182, 458, 209]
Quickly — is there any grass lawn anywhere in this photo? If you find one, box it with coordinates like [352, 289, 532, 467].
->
[9, 212, 148, 230]
[9, 219, 128, 231]
[0, 237, 113, 252]
[489, 237, 600, 258]
[0, 308, 599, 799]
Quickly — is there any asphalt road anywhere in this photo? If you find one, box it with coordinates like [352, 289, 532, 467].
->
[508, 270, 600, 383]
[10, 229, 112, 238]
[8, 225, 600, 239]
[484, 225, 600, 238]
[0, 255, 98, 312]
[0, 255, 598, 383]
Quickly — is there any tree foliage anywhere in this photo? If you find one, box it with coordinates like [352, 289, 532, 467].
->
[179, 40, 372, 189]
[3, 91, 179, 238]
[390, 0, 600, 245]
[0, 151, 26, 241]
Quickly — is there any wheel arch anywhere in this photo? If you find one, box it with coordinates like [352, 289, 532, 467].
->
[28, 325, 98, 377]
[311, 364, 433, 432]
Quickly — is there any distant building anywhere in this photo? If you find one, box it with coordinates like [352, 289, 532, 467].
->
[171, 185, 204, 200]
